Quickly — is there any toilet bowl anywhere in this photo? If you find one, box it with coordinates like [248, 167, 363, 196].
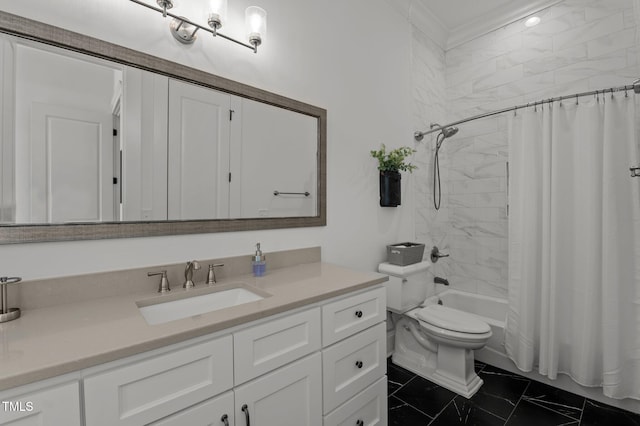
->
[380, 261, 492, 398]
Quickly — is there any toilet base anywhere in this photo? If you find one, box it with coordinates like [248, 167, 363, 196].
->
[392, 350, 483, 398]
[393, 318, 484, 398]
[432, 345, 484, 398]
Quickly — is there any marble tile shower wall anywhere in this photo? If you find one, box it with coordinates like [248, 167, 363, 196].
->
[413, 0, 640, 298]
[411, 26, 447, 281]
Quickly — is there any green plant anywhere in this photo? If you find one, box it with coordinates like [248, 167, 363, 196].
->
[370, 144, 417, 173]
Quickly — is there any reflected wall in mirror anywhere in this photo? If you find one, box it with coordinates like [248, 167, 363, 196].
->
[1, 34, 318, 224]
[0, 11, 326, 243]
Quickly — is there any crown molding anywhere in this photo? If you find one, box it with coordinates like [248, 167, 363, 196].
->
[408, 0, 448, 50]
[445, 0, 564, 50]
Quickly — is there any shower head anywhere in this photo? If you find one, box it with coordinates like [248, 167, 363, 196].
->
[441, 126, 459, 139]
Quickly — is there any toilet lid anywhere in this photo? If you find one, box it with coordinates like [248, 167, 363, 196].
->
[416, 304, 491, 334]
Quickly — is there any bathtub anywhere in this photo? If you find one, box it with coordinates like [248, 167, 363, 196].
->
[423, 289, 507, 357]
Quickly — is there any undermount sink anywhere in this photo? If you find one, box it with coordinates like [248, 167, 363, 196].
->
[138, 285, 267, 325]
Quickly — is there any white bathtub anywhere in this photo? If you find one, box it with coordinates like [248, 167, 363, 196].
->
[423, 289, 507, 356]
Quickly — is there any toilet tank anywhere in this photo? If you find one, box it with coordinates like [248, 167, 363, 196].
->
[379, 261, 431, 313]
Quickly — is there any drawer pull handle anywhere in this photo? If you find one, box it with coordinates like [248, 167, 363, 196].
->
[221, 414, 229, 426]
[242, 404, 251, 426]
[356, 420, 364, 426]
[355, 310, 363, 318]
[355, 360, 363, 369]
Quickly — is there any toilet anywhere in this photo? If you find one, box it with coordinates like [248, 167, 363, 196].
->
[380, 261, 492, 398]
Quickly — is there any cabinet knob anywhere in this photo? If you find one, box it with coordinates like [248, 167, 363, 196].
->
[356, 420, 364, 426]
[221, 414, 229, 426]
[242, 404, 251, 426]
[355, 360, 363, 369]
[355, 310, 363, 318]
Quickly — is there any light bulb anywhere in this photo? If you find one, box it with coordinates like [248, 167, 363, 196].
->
[524, 16, 541, 27]
[207, 0, 227, 30]
[245, 6, 267, 47]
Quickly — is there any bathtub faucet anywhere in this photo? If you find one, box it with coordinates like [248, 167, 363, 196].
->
[434, 276, 449, 286]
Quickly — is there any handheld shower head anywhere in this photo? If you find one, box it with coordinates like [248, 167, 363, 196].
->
[442, 126, 458, 138]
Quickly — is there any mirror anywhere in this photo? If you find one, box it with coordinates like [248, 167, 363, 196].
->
[0, 11, 326, 243]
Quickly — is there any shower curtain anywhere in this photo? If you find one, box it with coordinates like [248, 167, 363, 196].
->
[505, 93, 640, 400]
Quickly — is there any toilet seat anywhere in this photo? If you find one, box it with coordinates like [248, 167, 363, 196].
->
[416, 304, 490, 334]
[415, 305, 492, 346]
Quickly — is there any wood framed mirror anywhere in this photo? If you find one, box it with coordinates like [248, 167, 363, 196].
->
[0, 11, 326, 244]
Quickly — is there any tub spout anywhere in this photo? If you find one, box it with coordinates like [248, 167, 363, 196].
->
[434, 276, 449, 286]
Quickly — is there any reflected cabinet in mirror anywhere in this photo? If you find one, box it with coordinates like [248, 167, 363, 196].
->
[0, 11, 326, 243]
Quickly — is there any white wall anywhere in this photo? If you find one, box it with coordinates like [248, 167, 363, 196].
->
[414, 0, 640, 298]
[0, 0, 415, 280]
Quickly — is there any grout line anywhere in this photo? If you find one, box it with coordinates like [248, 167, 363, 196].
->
[503, 379, 531, 425]
[524, 398, 584, 422]
[578, 397, 587, 424]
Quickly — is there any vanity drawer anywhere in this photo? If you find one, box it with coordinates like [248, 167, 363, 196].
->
[323, 377, 387, 426]
[150, 390, 234, 426]
[0, 381, 81, 426]
[234, 307, 321, 385]
[84, 335, 233, 426]
[322, 287, 386, 346]
[322, 322, 386, 414]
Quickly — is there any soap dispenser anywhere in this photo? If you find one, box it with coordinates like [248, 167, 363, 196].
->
[252, 243, 266, 277]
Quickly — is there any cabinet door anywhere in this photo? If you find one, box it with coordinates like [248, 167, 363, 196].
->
[235, 352, 322, 426]
[322, 287, 386, 346]
[322, 323, 386, 414]
[84, 335, 233, 426]
[0, 381, 80, 426]
[234, 307, 320, 385]
[150, 390, 234, 426]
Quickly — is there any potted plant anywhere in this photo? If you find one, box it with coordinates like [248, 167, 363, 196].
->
[370, 144, 417, 207]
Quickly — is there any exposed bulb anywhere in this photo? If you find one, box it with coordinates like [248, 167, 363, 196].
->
[245, 6, 267, 49]
[207, 0, 227, 30]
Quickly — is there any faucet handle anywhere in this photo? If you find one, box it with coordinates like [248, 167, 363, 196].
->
[148, 270, 171, 293]
[206, 263, 225, 285]
[430, 246, 450, 263]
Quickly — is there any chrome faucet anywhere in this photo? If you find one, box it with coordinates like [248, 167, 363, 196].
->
[183, 260, 201, 289]
[148, 270, 171, 293]
[206, 263, 225, 285]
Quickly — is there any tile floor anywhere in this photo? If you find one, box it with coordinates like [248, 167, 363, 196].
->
[387, 358, 640, 425]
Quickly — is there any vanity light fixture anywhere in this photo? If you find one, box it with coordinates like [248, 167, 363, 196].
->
[130, 0, 267, 53]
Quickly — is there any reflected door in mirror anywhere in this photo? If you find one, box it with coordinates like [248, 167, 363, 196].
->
[6, 41, 121, 224]
[168, 79, 231, 220]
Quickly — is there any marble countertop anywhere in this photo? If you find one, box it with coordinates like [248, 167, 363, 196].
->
[0, 262, 387, 391]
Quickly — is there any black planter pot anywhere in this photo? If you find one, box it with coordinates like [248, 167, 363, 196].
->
[379, 171, 401, 207]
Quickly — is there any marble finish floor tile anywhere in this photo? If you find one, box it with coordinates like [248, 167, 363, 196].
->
[468, 364, 531, 419]
[506, 398, 580, 425]
[580, 399, 640, 426]
[432, 396, 506, 425]
[392, 374, 457, 418]
[521, 379, 585, 420]
[386, 357, 640, 426]
[387, 358, 416, 396]
[388, 395, 432, 425]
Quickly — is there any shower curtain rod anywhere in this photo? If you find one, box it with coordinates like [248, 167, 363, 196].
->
[414, 80, 640, 141]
